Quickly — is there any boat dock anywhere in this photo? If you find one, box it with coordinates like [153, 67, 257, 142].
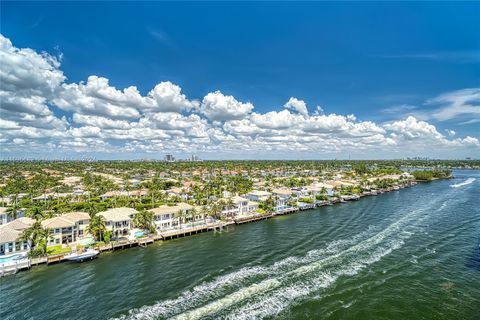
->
[0, 259, 31, 277]
[234, 213, 273, 224]
[159, 223, 224, 240]
[274, 207, 299, 215]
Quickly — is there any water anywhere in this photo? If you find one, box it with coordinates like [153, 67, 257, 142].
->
[1, 170, 479, 320]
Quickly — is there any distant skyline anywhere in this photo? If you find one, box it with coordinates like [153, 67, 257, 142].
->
[1, 2, 479, 160]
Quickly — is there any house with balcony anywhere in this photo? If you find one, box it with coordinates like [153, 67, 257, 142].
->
[271, 188, 295, 212]
[150, 203, 193, 231]
[41, 211, 90, 246]
[0, 217, 34, 256]
[245, 190, 272, 202]
[98, 207, 138, 238]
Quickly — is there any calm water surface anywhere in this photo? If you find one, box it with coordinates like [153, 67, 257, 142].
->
[1, 170, 479, 320]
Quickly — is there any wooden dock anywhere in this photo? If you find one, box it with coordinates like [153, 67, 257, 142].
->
[159, 223, 225, 240]
[0, 259, 31, 277]
[275, 207, 300, 215]
[234, 213, 273, 224]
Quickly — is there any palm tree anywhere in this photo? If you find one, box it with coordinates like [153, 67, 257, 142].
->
[20, 221, 52, 257]
[201, 205, 208, 225]
[189, 207, 197, 226]
[86, 214, 107, 241]
[26, 206, 43, 220]
[174, 209, 185, 229]
[133, 209, 156, 233]
[209, 202, 223, 220]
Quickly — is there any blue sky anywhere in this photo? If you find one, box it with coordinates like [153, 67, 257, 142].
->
[1, 2, 479, 159]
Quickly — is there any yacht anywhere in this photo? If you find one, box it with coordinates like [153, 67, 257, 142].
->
[64, 249, 99, 262]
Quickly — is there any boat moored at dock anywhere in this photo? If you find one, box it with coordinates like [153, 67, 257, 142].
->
[64, 249, 99, 262]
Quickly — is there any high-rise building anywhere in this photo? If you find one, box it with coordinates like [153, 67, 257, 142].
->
[164, 154, 175, 162]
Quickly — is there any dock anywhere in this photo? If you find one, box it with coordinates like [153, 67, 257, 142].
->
[234, 213, 273, 224]
[0, 259, 31, 277]
[274, 207, 299, 215]
[159, 223, 225, 240]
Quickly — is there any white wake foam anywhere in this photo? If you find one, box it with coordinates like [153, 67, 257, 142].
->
[113, 193, 445, 320]
[450, 178, 476, 188]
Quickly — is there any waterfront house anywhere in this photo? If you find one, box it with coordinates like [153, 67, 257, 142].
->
[220, 196, 252, 218]
[98, 207, 138, 238]
[0, 217, 34, 256]
[41, 212, 90, 246]
[245, 190, 272, 202]
[150, 203, 193, 230]
[271, 188, 295, 212]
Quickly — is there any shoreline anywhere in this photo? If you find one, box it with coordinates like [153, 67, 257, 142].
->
[1, 180, 418, 277]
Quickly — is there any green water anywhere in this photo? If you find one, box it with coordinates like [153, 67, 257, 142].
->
[1, 170, 479, 320]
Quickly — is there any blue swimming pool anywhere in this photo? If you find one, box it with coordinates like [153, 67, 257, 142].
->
[134, 230, 145, 238]
[0, 253, 26, 263]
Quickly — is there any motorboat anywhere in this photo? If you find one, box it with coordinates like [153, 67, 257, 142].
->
[64, 249, 99, 262]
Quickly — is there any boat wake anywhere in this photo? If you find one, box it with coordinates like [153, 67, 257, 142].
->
[450, 178, 476, 188]
[113, 196, 447, 320]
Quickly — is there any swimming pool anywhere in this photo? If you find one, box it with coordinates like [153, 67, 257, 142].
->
[0, 253, 27, 263]
[134, 230, 145, 238]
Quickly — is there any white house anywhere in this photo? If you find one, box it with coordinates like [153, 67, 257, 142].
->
[245, 190, 272, 202]
[98, 207, 138, 238]
[0, 217, 34, 256]
[150, 203, 193, 231]
[271, 188, 294, 212]
[41, 212, 90, 247]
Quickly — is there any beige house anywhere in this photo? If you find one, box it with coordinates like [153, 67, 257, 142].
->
[98, 207, 138, 238]
[150, 203, 193, 230]
[245, 190, 272, 202]
[0, 217, 34, 256]
[41, 212, 90, 246]
[221, 196, 257, 218]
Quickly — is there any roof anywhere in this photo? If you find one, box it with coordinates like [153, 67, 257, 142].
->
[63, 211, 90, 222]
[271, 188, 293, 196]
[247, 190, 272, 197]
[0, 225, 21, 244]
[231, 196, 249, 204]
[0, 217, 35, 244]
[7, 217, 34, 231]
[41, 212, 90, 229]
[150, 203, 193, 215]
[98, 207, 138, 222]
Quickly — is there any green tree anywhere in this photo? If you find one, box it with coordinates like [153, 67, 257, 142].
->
[133, 209, 156, 233]
[86, 214, 107, 241]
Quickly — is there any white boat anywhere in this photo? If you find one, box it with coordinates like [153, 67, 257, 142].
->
[64, 249, 99, 262]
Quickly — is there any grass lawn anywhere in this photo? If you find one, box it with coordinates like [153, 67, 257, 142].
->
[47, 245, 72, 256]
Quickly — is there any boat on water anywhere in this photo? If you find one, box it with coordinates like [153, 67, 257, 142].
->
[64, 249, 99, 262]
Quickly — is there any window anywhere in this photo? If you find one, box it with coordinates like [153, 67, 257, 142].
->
[55, 239, 60, 244]
[23, 241, 28, 250]
[55, 228, 60, 234]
